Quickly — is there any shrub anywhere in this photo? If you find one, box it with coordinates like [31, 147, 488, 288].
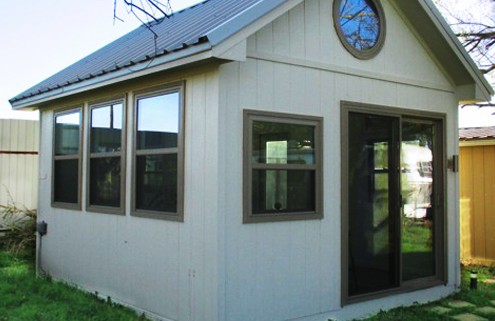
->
[0, 203, 37, 256]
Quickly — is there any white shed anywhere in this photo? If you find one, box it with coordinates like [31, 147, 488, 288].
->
[10, 0, 493, 320]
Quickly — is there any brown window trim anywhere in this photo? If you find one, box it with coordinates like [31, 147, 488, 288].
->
[333, 0, 387, 60]
[131, 83, 185, 222]
[52, 106, 83, 210]
[340, 101, 447, 306]
[86, 97, 126, 215]
[243, 109, 324, 223]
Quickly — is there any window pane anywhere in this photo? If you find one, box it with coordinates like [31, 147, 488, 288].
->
[252, 121, 315, 165]
[252, 170, 315, 213]
[348, 112, 399, 296]
[90, 157, 121, 207]
[338, 0, 381, 51]
[55, 111, 80, 156]
[91, 104, 123, 153]
[135, 154, 177, 213]
[137, 93, 179, 150]
[54, 159, 79, 203]
[401, 121, 436, 281]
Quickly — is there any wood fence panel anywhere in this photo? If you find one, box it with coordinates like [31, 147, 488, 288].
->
[460, 144, 495, 264]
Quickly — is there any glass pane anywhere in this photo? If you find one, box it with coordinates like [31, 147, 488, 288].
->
[252, 121, 315, 165]
[55, 111, 80, 156]
[54, 159, 79, 203]
[135, 154, 177, 213]
[401, 121, 435, 281]
[91, 104, 123, 153]
[252, 170, 315, 213]
[338, 0, 380, 51]
[137, 93, 179, 150]
[348, 112, 399, 296]
[90, 157, 121, 207]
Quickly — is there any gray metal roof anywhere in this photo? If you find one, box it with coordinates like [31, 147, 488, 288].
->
[10, 0, 263, 105]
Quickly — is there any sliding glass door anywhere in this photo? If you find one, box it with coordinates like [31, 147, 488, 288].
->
[343, 104, 444, 301]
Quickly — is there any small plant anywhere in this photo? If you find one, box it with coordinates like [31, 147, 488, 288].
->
[0, 202, 37, 256]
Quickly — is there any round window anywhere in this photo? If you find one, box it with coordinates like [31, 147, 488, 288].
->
[333, 0, 386, 59]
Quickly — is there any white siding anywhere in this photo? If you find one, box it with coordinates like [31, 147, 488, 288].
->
[0, 119, 38, 209]
[218, 0, 459, 320]
[38, 69, 222, 321]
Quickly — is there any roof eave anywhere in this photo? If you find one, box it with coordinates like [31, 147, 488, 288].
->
[11, 42, 213, 110]
[392, 0, 494, 102]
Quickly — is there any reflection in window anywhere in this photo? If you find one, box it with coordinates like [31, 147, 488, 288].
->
[401, 121, 436, 281]
[137, 93, 179, 150]
[53, 109, 81, 205]
[88, 102, 124, 210]
[334, 0, 385, 58]
[244, 111, 322, 222]
[134, 89, 183, 218]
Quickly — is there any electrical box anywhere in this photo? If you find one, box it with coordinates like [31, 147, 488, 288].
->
[37, 221, 48, 236]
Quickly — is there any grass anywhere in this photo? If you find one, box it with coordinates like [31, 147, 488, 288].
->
[0, 251, 149, 321]
[358, 265, 495, 320]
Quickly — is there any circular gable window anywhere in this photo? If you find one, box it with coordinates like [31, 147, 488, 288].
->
[333, 0, 386, 59]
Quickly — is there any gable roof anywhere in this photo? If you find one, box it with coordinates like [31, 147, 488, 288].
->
[460, 126, 495, 141]
[10, 0, 494, 109]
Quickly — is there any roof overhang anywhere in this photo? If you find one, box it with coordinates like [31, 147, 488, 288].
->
[10, 43, 215, 110]
[390, 0, 494, 102]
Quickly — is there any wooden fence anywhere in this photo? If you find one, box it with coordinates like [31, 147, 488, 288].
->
[0, 119, 39, 210]
[460, 142, 495, 265]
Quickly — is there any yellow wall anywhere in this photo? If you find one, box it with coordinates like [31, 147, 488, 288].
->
[460, 143, 495, 265]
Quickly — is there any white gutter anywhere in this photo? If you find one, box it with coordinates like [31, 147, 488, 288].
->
[11, 42, 213, 110]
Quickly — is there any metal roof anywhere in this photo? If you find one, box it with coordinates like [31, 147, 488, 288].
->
[10, 0, 494, 108]
[9, 0, 262, 105]
[460, 126, 495, 141]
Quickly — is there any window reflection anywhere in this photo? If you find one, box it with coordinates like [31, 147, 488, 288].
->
[55, 111, 80, 156]
[137, 93, 179, 150]
[251, 120, 317, 214]
[91, 104, 123, 153]
[338, 0, 381, 51]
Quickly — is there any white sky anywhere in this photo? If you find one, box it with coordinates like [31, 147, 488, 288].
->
[0, 0, 493, 128]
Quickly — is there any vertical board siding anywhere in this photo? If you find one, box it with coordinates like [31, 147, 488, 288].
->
[460, 145, 495, 264]
[220, 0, 458, 320]
[38, 69, 221, 321]
[0, 119, 38, 209]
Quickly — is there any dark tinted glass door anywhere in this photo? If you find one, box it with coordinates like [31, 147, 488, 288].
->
[348, 112, 400, 296]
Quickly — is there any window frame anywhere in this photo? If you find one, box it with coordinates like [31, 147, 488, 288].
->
[131, 83, 185, 221]
[243, 110, 324, 223]
[340, 101, 447, 305]
[52, 106, 83, 210]
[86, 96, 126, 215]
[333, 0, 387, 60]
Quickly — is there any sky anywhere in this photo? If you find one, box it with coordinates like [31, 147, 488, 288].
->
[0, 0, 201, 120]
[0, 0, 494, 127]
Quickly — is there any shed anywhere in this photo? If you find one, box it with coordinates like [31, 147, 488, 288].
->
[10, 0, 493, 320]
[460, 126, 495, 265]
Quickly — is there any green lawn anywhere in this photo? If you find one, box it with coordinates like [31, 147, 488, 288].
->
[358, 265, 495, 321]
[0, 251, 149, 321]
[2, 250, 495, 321]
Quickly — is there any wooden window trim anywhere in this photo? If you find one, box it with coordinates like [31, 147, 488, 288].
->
[340, 101, 447, 305]
[131, 83, 185, 222]
[52, 106, 83, 210]
[333, 0, 387, 60]
[243, 110, 324, 223]
[86, 97, 126, 215]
